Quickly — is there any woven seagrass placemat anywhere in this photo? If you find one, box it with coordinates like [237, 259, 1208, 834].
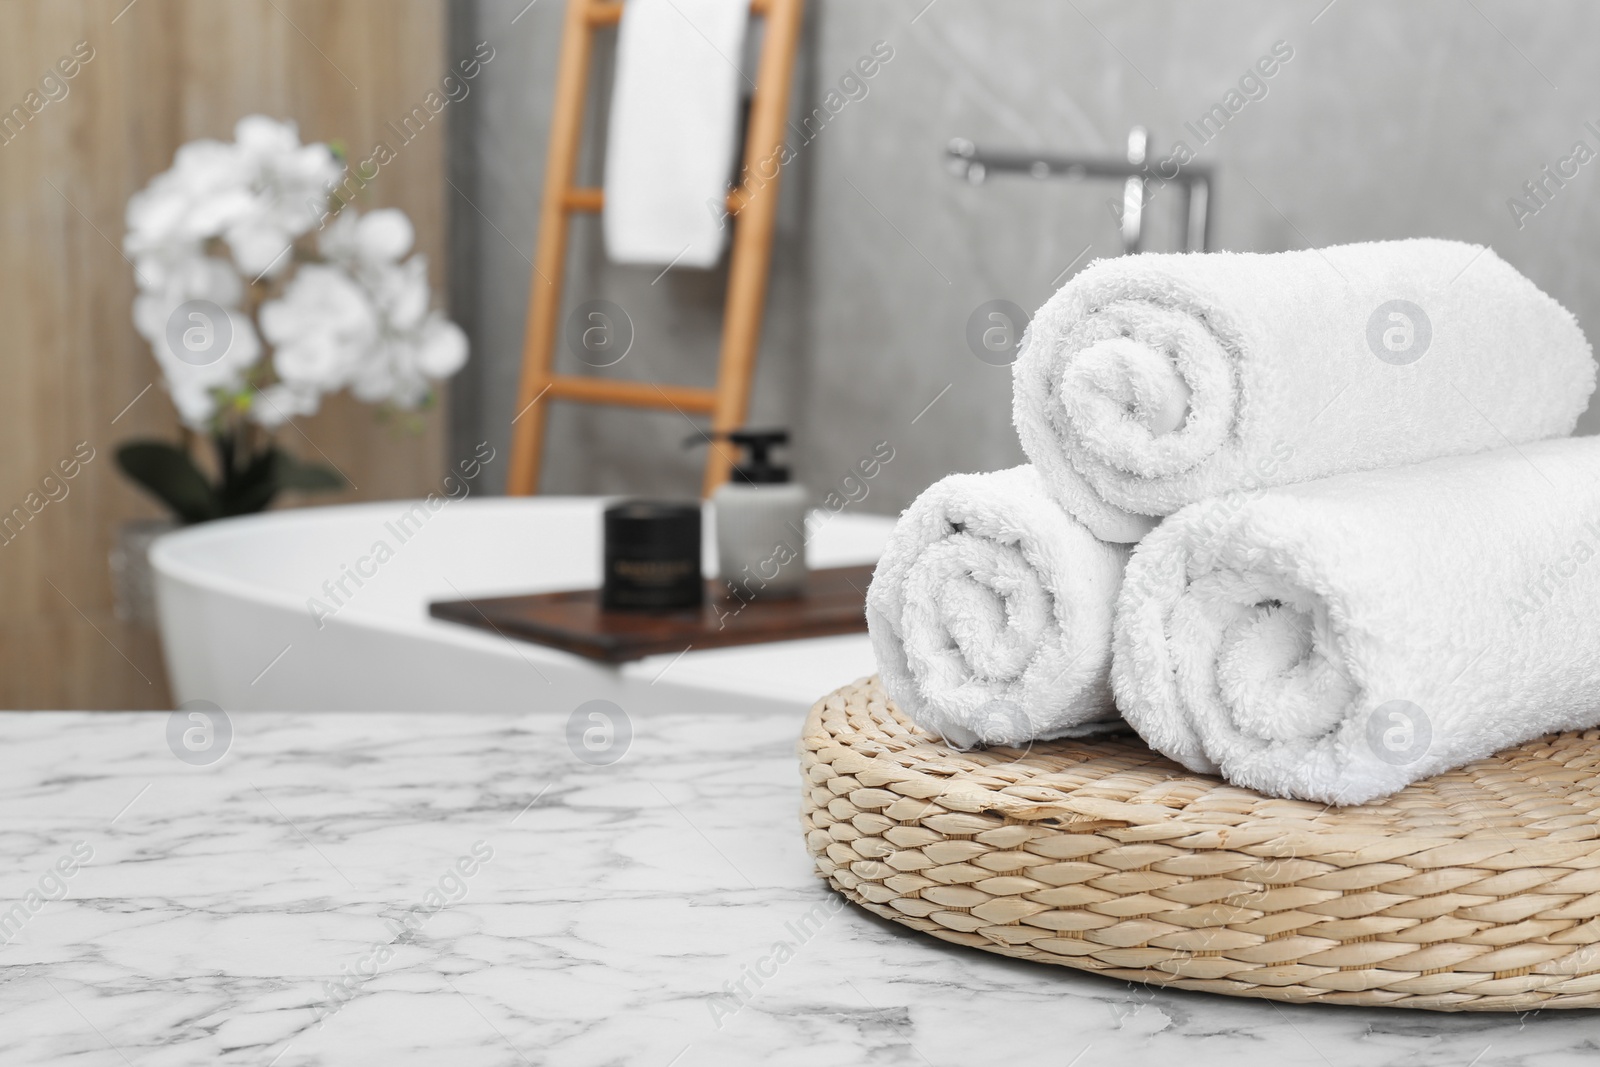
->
[800, 677, 1600, 1011]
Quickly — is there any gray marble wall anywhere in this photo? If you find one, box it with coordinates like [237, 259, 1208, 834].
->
[448, 0, 1600, 512]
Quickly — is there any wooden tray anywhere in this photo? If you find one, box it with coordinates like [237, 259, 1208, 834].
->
[430, 565, 873, 663]
[802, 676, 1600, 1012]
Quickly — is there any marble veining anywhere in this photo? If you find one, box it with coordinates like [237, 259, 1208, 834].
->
[2, 706, 1597, 1066]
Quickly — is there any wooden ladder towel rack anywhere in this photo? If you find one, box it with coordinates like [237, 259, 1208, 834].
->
[505, 0, 805, 498]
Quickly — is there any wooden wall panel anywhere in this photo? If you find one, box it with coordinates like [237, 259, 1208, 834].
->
[0, 0, 450, 708]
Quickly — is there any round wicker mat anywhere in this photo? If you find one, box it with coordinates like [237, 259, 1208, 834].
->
[799, 677, 1600, 1011]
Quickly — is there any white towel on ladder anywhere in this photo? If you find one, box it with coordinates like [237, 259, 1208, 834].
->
[603, 0, 750, 269]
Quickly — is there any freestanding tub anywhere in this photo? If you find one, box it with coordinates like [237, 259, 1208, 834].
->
[151, 497, 893, 715]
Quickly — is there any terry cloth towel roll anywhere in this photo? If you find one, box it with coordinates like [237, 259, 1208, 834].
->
[867, 466, 1131, 748]
[602, 0, 749, 268]
[1113, 437, 1600, 805]
[1013, 238, 1596, 543]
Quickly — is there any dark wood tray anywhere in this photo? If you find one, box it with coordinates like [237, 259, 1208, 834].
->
[428, 565, 874, 664]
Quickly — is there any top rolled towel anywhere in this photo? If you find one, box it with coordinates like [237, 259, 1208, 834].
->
[1013, 238, 1596, 542]
[1113, 437, 1600, 805]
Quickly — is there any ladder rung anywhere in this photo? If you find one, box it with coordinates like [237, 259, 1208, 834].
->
[587, 0, 768, 26]
[563, 186, 751, 215]
[544, 375, 718, 413]
[563, 187, 605, 212]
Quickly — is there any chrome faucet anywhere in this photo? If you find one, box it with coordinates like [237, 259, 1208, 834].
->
[946, 127, 1213, 254]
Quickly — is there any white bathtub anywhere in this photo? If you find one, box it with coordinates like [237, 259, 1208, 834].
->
[150, 497, 892, 715]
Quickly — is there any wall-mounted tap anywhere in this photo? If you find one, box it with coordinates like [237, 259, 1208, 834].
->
[947, 128, 1213, 254]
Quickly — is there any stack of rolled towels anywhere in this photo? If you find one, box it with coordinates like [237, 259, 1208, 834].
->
[867, 238, 1600, 805]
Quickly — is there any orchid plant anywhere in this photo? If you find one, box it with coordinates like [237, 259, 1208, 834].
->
[118, 115, 468, 523]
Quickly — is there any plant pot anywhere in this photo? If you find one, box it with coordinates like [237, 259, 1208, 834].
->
[110, 518, 179, 625]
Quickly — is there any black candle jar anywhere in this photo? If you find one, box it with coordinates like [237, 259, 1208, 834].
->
[602, 500, 704, 611]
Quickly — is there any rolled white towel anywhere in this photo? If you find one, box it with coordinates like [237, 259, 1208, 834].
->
[1114, 437, 1600, 805]
[867, 466, 1130, 747]
[1014, 238, 1595, 542]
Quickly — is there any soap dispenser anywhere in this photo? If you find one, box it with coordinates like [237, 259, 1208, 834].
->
[712, 429, 809, 600]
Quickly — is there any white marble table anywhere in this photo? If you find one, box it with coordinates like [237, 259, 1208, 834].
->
[2, 706, 1596, 1066]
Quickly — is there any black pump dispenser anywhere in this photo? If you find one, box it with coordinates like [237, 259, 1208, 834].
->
[695, 426, 808, 597]
[726, 429, 790, 484]
[684, 428, 793, 484]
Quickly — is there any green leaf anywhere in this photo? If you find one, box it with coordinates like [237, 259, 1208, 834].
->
[218, 447, 284, 517]
[274, 452, 345, 492]
[116, 442, 220, 524]
[119, 440, 344, 524]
